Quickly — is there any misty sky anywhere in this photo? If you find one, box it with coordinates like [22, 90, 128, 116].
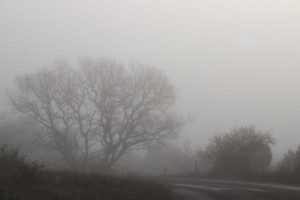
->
[1, 0, 300, 159]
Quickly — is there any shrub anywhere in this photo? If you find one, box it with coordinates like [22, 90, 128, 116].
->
[0, 145, 24, 172]
[0, 144, 43, 184]
[17, 160, 43, 184]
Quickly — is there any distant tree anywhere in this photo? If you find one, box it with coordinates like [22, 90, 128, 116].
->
[274, 144, 300, 178]
[143, 144, 187, 175]
[203, 126, 274, 177]
[8, 58, 185, 172]
[293, 144, 300, 174]
[278, 149, 297, 172]
[182, 139, 193, 172]
[141, 142, 211, 176]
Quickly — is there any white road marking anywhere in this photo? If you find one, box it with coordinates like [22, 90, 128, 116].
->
[172, 183, 232, 191]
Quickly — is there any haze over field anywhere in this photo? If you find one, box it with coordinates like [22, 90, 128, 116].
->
[1, 0, 300, 160]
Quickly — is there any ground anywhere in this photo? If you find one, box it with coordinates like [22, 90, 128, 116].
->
[0, 170, 174, 200]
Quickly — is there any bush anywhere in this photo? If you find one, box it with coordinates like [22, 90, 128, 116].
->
[0, 145, 24, 172]
[0, 144, 43, 184]
[17, 160, 43, 184]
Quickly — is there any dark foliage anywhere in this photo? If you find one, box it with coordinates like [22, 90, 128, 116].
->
[0, 145, 24, 172]
[262, 144, 300, 184]
[0, 170, 174, 200]
[0, 144, 173, 200]
[202, 126, 274, 178]
[17, 160, 43, 184]
[0, 144, 43, 184]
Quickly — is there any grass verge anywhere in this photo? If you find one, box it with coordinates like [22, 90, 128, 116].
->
[0, 170, 174, 200]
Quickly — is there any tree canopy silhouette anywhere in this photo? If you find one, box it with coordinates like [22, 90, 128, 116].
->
[8, 58, 185, 172]
[202, 126, 274, 177]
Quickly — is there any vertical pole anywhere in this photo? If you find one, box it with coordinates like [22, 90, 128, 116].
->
[287, 152, 290, 172]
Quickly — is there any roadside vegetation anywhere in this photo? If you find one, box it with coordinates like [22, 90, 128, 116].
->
[199, 126, 300, 185]
[201, 126, 274, 178]
[150, 125, 300, 186]
[256, 145, 300, 185]
[0, 144, 174, 200]
[1, 58, 300, 199]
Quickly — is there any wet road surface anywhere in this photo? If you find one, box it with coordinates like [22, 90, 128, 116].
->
[159, 178, 300, 200]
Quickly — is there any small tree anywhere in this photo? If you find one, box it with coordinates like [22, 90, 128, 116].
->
[203, 126, 274, 177]
[8, 58, 185, 172]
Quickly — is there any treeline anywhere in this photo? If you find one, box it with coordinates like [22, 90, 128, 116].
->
[139, 125, 300, 183]
[2, 115, 300, 182]
[267, 145, 300, 183]
[277, 146, 300, 174]
[0, 115, 204, 175]
[199, 126, 300, 183]
[1, 58, 300, 183]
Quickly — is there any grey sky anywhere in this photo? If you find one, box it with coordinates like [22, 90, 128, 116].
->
[1, 0, 300, 159]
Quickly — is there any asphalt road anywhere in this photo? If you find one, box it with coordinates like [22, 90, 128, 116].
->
[159, 178, 300, 200]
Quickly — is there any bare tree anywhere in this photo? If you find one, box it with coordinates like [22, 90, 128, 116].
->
[8, 58, 185, 172]
[80, 59, 185, 171]
[8, 61, 95, 171]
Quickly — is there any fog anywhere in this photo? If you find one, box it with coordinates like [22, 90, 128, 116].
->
[1, 0, 300, 162]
